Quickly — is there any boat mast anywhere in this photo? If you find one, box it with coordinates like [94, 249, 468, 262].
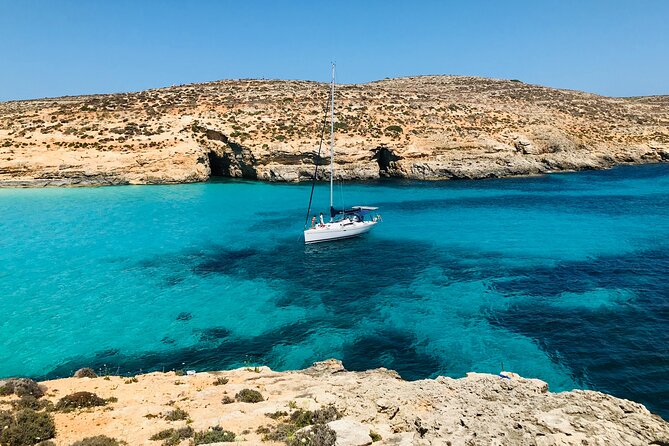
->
[329, 63, 335, 221]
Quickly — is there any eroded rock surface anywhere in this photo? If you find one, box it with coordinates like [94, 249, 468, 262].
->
[1, 76, 668, 186]
[1, 360, 667, 445]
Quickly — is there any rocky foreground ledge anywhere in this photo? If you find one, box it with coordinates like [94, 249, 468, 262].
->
[1, 360, 668, 446]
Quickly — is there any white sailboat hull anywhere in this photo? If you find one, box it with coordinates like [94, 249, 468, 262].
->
[304, 220, 378, 244]
[302, 65, 381, 245]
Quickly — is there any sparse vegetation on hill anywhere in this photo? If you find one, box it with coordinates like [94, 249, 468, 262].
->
[0, 76, 667, 186]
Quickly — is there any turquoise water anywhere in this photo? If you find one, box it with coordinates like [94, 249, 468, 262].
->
[1, 164, 669, 418]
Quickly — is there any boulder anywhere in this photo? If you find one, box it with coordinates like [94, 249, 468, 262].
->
[303, 359, 347, 376]
[327, 418, 373, 446]
[74, 368, 98, 378]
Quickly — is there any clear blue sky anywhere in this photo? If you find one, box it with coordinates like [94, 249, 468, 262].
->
[1, 0, 667, 101]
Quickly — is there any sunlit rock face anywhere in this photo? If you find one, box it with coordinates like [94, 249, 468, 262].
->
[4, 360, 668, 445]
[1, 76, 668, 186]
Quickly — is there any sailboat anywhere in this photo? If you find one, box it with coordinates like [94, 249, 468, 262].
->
[303, 64, 380, 244]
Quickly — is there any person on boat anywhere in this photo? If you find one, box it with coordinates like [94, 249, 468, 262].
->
[311, 216, 317, 229]
[319, 212, 325, 227]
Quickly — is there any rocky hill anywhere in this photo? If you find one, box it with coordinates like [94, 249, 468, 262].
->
[1, 360, 668, 445]
[1, 76, 668, 186]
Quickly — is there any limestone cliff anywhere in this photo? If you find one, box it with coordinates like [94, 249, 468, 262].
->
[0, 76, 668, 186]
[1, 360, 668, 445]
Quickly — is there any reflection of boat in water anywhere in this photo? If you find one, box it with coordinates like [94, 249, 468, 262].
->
[303, 64, 380, 245]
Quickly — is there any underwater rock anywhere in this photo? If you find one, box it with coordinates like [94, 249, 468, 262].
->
[176, 312, 193, 321]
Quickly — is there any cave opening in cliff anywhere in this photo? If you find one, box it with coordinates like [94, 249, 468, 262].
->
[207, 150, 229, 178]
[201, 127, 258, 180]
[371, 146, 403, 178]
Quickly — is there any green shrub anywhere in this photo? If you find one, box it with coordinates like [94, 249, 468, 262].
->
[212, 377, 228, 386]
[287, 423, 336, 446]
[0, 378, 44, 398]
[265, 410, 288, 420]
[261, 422, 295, 442]
[255, 426, 271, 435]
[149, 427, 193, 446]
[262, 406, 340, 444]
[193, 426, 235, 444]
[0, 409, 56, 446]
[289, 406, 340, 428]
[149, 430, 173, 440]
[221, 395, 234, 404]
[55, 392, 106, 411]
[0, 409, 13, 428]
[311, 406, 340, 424]
[69, 436, 125, 446]
[370, 431, 382, 442]
[290, 409, 314, 429]
[11, 396, 52, 412]
[235, 389, 263, 403]
[384, 125, 403, 133]
[163, 407, 188, 421]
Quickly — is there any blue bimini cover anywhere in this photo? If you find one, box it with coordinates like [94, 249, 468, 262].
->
[330, 205, 379, 218]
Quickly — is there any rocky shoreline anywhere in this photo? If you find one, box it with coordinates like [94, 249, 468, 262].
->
[1, 76, 668, 187]
[1, 359, 668, 446]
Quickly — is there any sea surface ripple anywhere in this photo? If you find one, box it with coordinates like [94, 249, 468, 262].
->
[1, 164, 668, 418]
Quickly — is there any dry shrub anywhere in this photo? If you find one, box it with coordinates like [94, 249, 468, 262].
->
[288, 423, 336, 446]
[149, 426, 193, 446]
[193, 426, 235, 444]
[55, 392, 106, 412]
[234, 388, 263, 403]
[69, 436, 125, 446]
[0, 378, 44, 398]
[163, 407, 188, 421]
[0, 409, 56, 446]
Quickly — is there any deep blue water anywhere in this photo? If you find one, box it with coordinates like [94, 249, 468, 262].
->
[1, 164, 668, 418]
